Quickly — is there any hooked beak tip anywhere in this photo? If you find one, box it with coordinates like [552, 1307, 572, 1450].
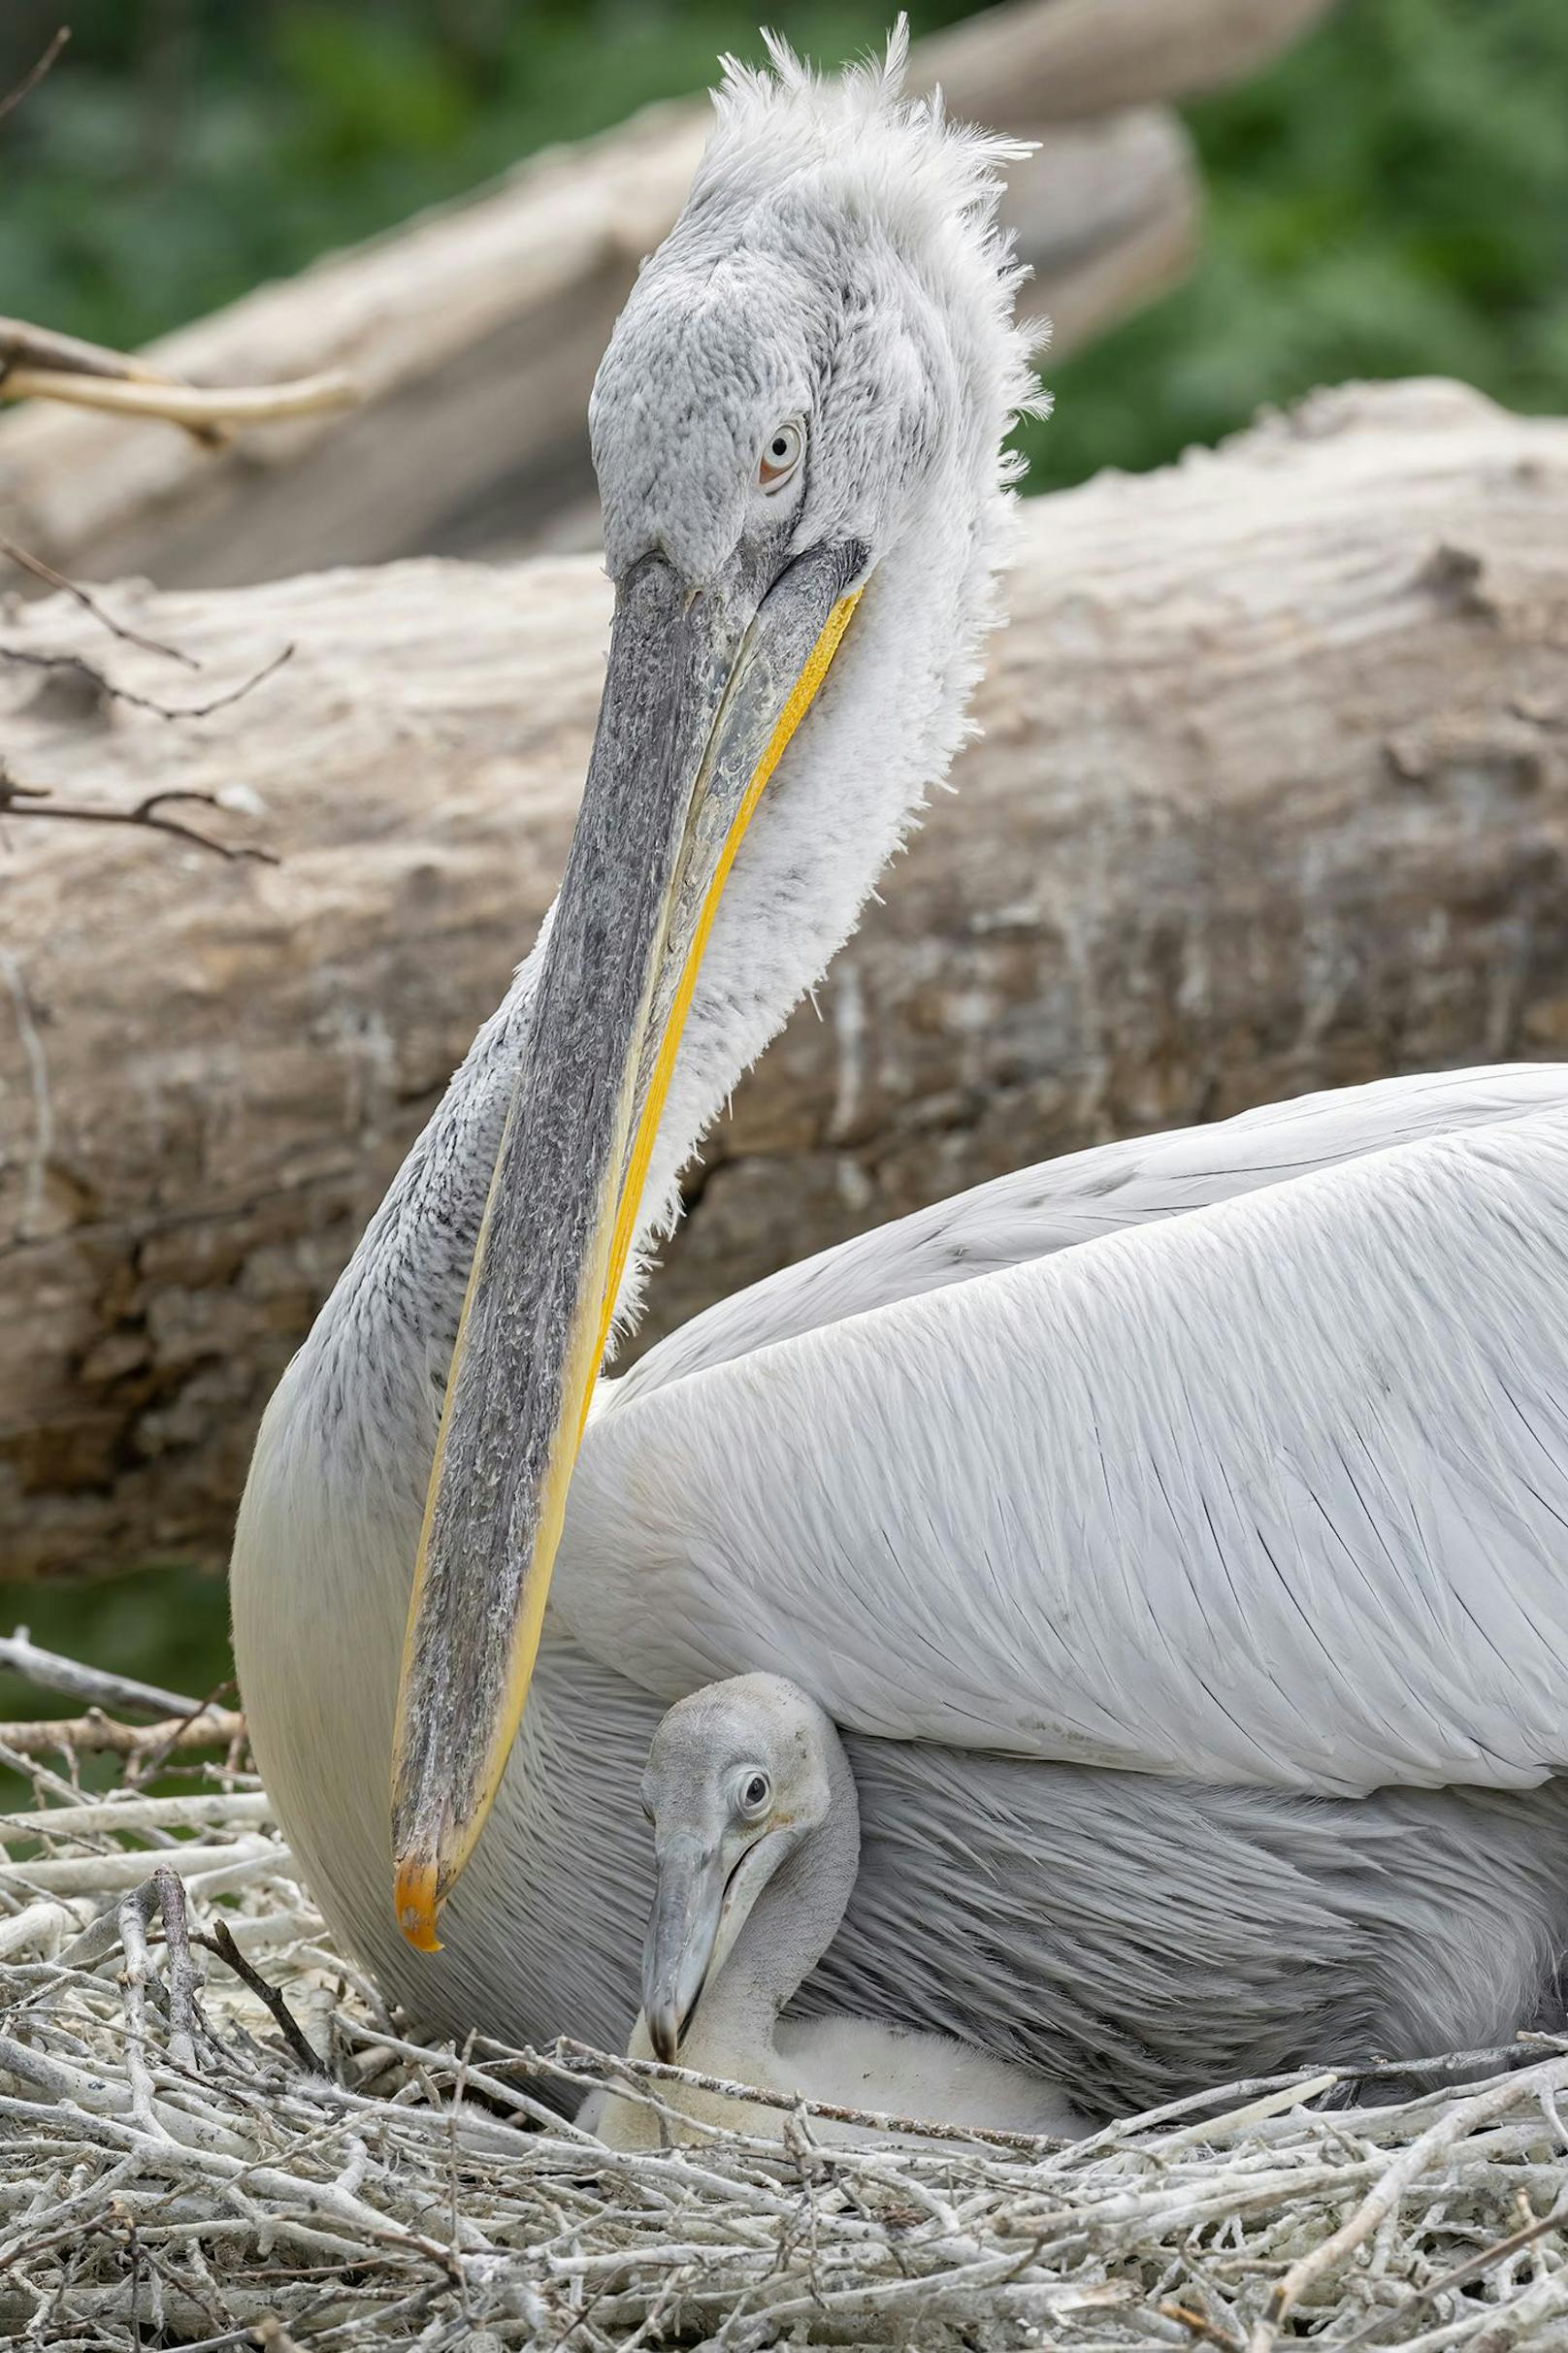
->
[648, 2010, 681, 2065]
[394, 1853, 443, 1953]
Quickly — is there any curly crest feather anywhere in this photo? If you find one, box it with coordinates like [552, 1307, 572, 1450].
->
[696, 14, 1050, 457]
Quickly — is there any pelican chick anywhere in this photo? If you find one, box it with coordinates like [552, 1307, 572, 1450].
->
[592, 1674, 1089, 2149]
[235, 23, 1568, 2111]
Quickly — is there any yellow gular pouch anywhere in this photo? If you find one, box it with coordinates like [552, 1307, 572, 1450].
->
[393, 584, 862, 1955]
[595, 584, 865, 1362]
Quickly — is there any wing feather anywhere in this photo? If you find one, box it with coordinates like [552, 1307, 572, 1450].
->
[563, 1087, 1568, 1794]
[613, 1064, 1568, 1403]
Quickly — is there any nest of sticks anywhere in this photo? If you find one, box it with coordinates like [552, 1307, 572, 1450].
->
[0, 1635, 1565, 2351]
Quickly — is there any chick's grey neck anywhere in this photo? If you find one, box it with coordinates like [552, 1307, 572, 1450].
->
[692, 1735, 861, 2054]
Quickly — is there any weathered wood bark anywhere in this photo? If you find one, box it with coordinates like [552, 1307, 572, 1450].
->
[0, 0, 1337, 588]
[0, 377, 1563, 1579]
[918, 0, 1337, 124]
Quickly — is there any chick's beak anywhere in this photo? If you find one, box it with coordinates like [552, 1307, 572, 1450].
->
[641, 1835, 728, 2064]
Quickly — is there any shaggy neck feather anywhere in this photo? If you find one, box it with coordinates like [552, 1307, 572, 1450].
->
[294, 446, 1012, 1492]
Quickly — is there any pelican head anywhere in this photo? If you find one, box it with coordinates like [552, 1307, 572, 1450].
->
[639, 1673, 847, 2062]
[391, 21, 1040, 1948]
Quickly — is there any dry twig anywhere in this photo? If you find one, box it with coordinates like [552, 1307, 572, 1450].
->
[0, 1626, 207, 1720]
[0, 1647, 1565, 2349]
[0, 1705, 246, 1758]
[0, 765, 278, 864]
[195, 1917, 322, 2078]
[0, 26, 68, 126]
[0, 533, 200, 665]
[0, 1642, 1561, 2344]
[0, 552, 288, 868]
[0, 365, 358, 429]
[0, 319, 229, 454]
[0, 638, 293, 721]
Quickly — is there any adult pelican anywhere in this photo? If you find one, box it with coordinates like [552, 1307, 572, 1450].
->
[233, 30, 1568, 2119]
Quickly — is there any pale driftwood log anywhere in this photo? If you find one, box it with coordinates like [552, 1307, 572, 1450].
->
[1006, 108, 1198, 365]
[0, 0, 1345, 588]
[919, 0, 1338, 125]
[0, 1625, 204, 1716]
[0, 378, 1565, 1578]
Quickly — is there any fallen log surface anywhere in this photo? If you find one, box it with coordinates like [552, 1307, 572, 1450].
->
[0, 376, 1564, 1579]
[919, 0, 1338, 124]
[0, 0, 1341, 588]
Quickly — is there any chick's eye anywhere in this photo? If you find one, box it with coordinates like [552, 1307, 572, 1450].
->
[758, 419, 804, 492]
[739, 1771, 771, 1814]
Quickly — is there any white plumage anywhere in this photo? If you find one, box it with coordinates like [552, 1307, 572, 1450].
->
[592, 1674, 1089, 2149]
[563, 1073, 1568, 1795]
[231, 31, 1568, 2121]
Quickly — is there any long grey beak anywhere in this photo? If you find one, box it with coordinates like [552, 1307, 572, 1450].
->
[641, 1835, 729, 2065]
[390, 541, 866, 1949]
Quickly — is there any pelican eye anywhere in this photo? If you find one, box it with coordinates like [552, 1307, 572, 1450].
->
[758, 419, 804, 493]
[737, 1770, 771, 1817]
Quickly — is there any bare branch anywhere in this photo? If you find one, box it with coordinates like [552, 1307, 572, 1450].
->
[1338, 2179, 1568, 2348]
[1, 1671, 1566, 2353]
[549, 2032, 1078, 2155]
[1161, 2299, 1246, 2353]
[0, 1704, 245, 1757]
[195, 1918, 323, 2076]
[0, 313, 180, 388]
[0, 303, 357, 454]
[0, 638, 294, 721]
[155, 1866, 203, 2074]
[127, 1678, 244, 1786]
[116, 1879, 166, 2136]
[0, 26, 69, 127]
[0, 766, 278, 865]
[0, 318, 228, 453]
[0, 534, 201, 666]
[1252, 2067, 1568, 2348]
[0, 1626, 205, 1719]
[0, 364, 358, 429]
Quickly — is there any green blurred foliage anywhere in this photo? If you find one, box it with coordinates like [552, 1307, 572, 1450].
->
[0, 3, 972, 351]
[3, 0, 1567, 500]
[1021, 0, 1568, 490]
[0, 0, 1565, 1713]
[0, 1566, 234, 1805]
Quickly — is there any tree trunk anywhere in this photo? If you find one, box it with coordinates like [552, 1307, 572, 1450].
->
[0, 377, 1563, 1579]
